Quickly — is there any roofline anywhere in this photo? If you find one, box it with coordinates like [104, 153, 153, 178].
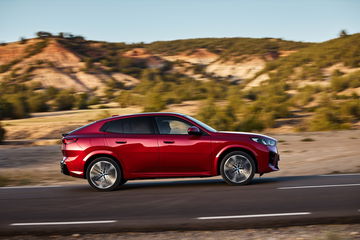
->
[101, 112, 188, 121]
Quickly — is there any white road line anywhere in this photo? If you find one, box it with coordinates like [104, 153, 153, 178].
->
[319, 173, 360, 177]
[278, 183, 360, 190]
[10, 220, 117, 226]
[196, 212, 311, 220]
[0, 185, 63, 190]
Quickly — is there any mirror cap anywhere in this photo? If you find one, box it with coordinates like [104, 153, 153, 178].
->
[188, 126, 201, 135]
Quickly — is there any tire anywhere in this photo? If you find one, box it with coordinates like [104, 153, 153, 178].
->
[86, 157, 123, 191]
[220, 151, 255, 185]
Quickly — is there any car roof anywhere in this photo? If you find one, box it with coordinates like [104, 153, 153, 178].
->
[103, 112, 188, 121]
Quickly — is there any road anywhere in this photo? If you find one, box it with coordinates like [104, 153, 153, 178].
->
[0, 174, 359, 235]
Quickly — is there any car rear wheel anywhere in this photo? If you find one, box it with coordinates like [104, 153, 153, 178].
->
[86, 157, 122, 191]
[220, 151, 255, 185]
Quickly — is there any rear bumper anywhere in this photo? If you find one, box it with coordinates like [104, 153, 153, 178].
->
[60, 161, 70, 176]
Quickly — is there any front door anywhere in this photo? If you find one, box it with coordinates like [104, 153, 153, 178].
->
[155, 116, 212, 175]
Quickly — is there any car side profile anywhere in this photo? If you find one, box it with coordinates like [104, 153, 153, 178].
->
[61, 112, 279, 191]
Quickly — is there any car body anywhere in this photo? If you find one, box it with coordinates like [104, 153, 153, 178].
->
[61, 112, 279, 190]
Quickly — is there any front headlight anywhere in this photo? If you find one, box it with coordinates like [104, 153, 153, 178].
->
[251, 137, 276, 146]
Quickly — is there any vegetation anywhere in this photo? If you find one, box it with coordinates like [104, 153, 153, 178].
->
[0, 122, 5, 143]
[0, 32, 360, 132]
[147, 37, 312, 59]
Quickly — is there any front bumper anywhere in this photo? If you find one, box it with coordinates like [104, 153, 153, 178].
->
[268, 151, 280, 171]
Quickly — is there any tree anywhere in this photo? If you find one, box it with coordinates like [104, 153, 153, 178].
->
[339, 30, 348, 38]
[36, 31, 53, 38]
[19, 37, 27, 44]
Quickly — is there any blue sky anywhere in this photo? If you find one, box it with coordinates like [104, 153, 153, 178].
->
[0, 0, 359, 43]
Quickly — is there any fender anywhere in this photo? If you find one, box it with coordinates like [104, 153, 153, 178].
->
[211, 144, 259, 175]
[82, 149, 127, 174]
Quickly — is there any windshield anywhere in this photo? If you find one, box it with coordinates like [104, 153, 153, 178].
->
[185, 115, 217, 132]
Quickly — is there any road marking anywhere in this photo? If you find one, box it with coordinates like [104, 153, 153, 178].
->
[0, 185, 63, 190]
[278, 183, 360, 190]
[10, 220, 117, 226]
[319, 173, 360, 177]
[196, 212, 311, 220]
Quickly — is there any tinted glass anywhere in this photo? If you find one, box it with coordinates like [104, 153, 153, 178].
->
[155, 116, 192, 135]
[123, 117, 155, 134]
[102, 119, 123, 133]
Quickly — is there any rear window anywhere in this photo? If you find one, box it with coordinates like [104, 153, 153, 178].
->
[101, 117, 155, 134]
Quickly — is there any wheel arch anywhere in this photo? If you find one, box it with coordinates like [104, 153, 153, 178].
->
[83, 152, 124, 179]
[214, 146, 258, 175]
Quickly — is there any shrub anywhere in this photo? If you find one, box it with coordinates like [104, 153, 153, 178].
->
[236, 114, 265, 132]
[27, 94, 49, 112]
[0, 98, 13, 119]
[75, 93, 89, 109]
[301, 138, 315, 142]
[7, 94, 29, 119]
[143, 91, 166, 112]
[54, 90, 75, 111]
[308, 106, 351, 131]
[196, 99, 237, 131]
[0, 122, 5, 143]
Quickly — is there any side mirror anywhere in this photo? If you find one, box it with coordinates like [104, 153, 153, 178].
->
[188, 126, 201, 135]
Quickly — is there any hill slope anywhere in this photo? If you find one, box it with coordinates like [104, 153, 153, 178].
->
[0, 33, 359, 132]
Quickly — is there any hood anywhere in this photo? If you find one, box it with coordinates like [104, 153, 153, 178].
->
[217, 131, 277, 142]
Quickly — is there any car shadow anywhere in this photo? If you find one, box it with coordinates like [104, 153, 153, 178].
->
[116, 175, 320, 191]
[66, 175, 324, 192]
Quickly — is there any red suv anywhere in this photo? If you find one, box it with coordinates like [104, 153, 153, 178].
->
[61, 113, 279, 191]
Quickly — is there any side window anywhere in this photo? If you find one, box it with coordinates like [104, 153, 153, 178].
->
[155, 116, 192, 135]
[123, 117, 155, 134]
[101, 119, 123, 134]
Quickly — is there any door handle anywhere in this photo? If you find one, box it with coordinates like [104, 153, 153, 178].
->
[115, 141, 127, 144]
[163, 140, 175, 144]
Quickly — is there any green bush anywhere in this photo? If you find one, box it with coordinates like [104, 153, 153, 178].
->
[196, 99, 237, 131]
[143, 90, 166, 112]
[27, 94, 49, 112]
[0, 98, 13, 119]
[7, 94, 30, 119]
[54, 90, 75, 111]
[0, 122, 5, 143]
[306, 99, 359, 131]
[75, 93, 89, 109]
[236, 114, 265, 132]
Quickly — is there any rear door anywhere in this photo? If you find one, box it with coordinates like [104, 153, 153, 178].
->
[103, 117, 159, 174]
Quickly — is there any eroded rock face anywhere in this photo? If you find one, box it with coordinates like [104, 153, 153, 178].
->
[205, 57, 266, 80]
[163, 48, 219, 65]
[0, 39, 142, 95]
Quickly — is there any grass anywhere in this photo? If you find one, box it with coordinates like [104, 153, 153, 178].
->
[0, 175, 11, 187]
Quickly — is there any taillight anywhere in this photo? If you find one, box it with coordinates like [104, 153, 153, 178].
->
[62, 137, 78, 145]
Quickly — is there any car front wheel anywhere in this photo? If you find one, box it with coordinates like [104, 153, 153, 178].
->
[86, 157, 122, 191]
[220, 151, 255, 185]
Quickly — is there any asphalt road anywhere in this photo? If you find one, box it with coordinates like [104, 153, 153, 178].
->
[0, 174, 359, 235]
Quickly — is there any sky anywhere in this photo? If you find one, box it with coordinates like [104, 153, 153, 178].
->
[0, 0, 359, 43]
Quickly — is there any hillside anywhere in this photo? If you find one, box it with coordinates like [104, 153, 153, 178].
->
[0, 32, 359, 133]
